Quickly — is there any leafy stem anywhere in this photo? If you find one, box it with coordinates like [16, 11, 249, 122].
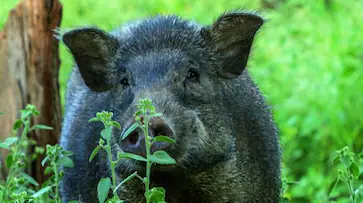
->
[2, 114, 30, 202]
[143, 109, 152, 203]
[53, 160, 60, 203]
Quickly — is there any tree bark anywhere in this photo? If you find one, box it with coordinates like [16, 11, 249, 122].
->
[0, 0, 63, 184]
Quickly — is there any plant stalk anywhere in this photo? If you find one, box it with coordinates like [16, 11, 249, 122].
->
[2, 118, 30, 201]
[53, 162, 60, 203]
[144, 111, 151, 203]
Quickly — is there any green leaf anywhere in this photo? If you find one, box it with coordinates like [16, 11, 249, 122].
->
[153, 136, 175, 144]
[0, 137, 19, 149]
[13, 119, 23, 130]
[0, 111, 4, 115]
[105, 196, 124, 203]
[114, 171, 139, 193]
[68, 201, 80, 203]
[341, 155, 351, 168]
[41, 156, 49, 166]
[44, 166, 53, 175]
[120, 153, 147, 162]
[0, 143, 9, 149]
[33, 110, 40, 116]
[21, 110, 32, 120]
[97, 177, 111, 203]
[332, 155, 341, 166]
[32, 124, 53, 130]
[327, 177, 339, 196]
[111, 121, 121, 130]
[20, 172, 39, 186]
[354, 185, 363, 198]
[148, 187, 166, 202]
[31, 186, 52, 198]
[101, 127, 112, 141]
[150, 150, 176, 165]
[6, 154, 13, 168]
[62, 150, 74, 157]
[121, 122, 139, 140]
[88, 117, 101, 122]
[350, 162, 360, 179]
[58, 156, 74, 168]
[89, 145, 101, 162]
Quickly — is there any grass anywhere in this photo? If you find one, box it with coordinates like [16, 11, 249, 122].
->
[1, 0, 362, 202]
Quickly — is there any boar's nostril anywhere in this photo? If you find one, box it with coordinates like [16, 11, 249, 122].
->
[149, 117, 174, 139]
[128, 131, 139, 145]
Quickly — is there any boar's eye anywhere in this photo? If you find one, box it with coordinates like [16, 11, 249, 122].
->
[120, 77, 129, 87]
[186, 69, 199, 82]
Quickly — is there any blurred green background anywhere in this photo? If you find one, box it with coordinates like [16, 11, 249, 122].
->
[1, 0, 362, 202]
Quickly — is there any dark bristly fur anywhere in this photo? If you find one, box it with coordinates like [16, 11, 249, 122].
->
[59, 10, 281, 203]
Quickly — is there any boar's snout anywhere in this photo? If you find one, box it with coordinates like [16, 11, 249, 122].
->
[120, 116, 174, 157]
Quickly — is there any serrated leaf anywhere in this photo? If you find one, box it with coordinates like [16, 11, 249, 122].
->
[101, 127, 112, 141]
[44, 166, 53, 175]
[6, 154, 13, 168]
[88, 117, 101, 122]
[148, 187, 166, 202]
[13, 119, 23, 130]
[31, 186, 52, 198]
[32, 124, 53, 130]
[350, 162, 360, 179]
[150, 150, 176, 165]
[121, 153, 147, 162]
[153, 136, 175, 144]
[97, 177, 111, 203]
[21, 172, 39, 186]
[327, 177, 339, 196]
[111, 121, 121, 130]
[89, 146, 101, 162]
[58, 156, 74, 168]
[41, 156, 49, 166]
[121, 122, 139, 140]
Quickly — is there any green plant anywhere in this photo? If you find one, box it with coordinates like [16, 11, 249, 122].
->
[0, 104, 53, 202]
[37, 144, 75, 203]
[89, 98, 176, 203]
[0, 105, 76, 203]
[279, 176, 299, 202]
[328, 146, 362, 203]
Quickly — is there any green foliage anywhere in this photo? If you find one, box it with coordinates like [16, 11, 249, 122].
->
[1, 0, 362, 202]
[89, 99, 176, 203]
[40, 144, 74, 202]
[0, 105, 75, 203]
[328, 146, 362, 202]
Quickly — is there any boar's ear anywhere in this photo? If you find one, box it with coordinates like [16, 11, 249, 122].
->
[202, 11, 264, 79]
[62, 27, 120, 92]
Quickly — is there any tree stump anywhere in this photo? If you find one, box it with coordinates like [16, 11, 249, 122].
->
[0, 0, 63, 184]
